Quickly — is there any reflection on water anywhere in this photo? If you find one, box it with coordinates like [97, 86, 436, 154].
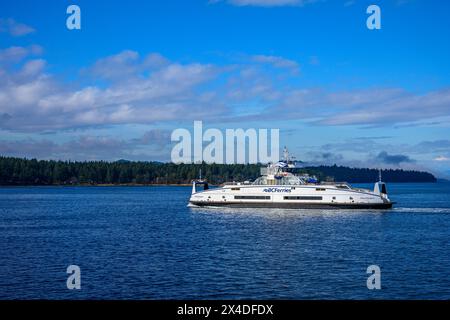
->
[189, 206, 389, 219]
[392, 207, 450, 214]
[190, 205, 450, 218]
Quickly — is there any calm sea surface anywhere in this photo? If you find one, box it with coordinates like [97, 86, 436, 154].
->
[0, 183, 449, 299]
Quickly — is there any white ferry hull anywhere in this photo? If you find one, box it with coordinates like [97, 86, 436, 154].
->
[189, 185, 393, 210]
[189, 201, 393, 209]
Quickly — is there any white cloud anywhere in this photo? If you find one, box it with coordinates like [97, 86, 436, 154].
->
[319, 88, 450, 126]
[2, 47, 450, 133]
[296, 138, 446, 176]
[0, 136, 128, 160]
[18, 59, 46, 77]
[136, 129, 171, 146]
[85, 51, 173, 82]
[0, 50, 227, 131]
[253, 86, 450, 127]
[87, 50, 140, 80]
[251, 55, 300, 73]
[0, 133, 173, 161]
[0, 18, 35, 36]
[143, 53, 170, 69]
[0, 45, 43, 64]
[434, 156, 450, 162]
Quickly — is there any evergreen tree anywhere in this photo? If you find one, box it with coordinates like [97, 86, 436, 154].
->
[0, 156, 437, 185]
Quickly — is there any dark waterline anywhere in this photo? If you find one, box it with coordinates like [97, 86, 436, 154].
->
[0, 183, 449, 299]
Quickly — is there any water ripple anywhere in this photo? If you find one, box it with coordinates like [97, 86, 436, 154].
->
[0, 183, 449, 299]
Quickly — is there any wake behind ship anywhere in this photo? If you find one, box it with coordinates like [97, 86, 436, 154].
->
[188, 149, 393, 209]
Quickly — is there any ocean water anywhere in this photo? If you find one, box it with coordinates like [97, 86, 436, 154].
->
[0, 183, 449, 300]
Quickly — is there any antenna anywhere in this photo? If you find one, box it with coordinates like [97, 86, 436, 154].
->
[283, 146, 289, 163]
[379, 169, 382, 182]
[199, 168, 202, 180]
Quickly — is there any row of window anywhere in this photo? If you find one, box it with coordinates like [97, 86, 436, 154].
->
[233, 196, 324, 201]
[232, 187, 328, 191]
[284, 196, 323, 201]
[234, 196, 270, 200]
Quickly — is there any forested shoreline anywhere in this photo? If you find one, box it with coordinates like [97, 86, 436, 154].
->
[0, 156, 437, 186]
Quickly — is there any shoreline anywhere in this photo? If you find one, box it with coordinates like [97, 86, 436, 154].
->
[0, 181, 443, 188]
[0, 183, 195, 187]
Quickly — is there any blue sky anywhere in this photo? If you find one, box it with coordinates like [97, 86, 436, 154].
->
[1, 0, 450, 177]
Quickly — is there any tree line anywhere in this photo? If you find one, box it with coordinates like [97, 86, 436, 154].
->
[0, 156, 436, 186]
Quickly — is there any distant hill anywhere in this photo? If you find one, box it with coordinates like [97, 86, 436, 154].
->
[0, 156, 436, 186]
[115, 159, 131, 163]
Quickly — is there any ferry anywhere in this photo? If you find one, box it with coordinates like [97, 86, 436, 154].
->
[188, 148, 393, 209]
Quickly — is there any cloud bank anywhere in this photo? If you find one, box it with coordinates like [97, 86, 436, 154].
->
[1, 46, 450, 133]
